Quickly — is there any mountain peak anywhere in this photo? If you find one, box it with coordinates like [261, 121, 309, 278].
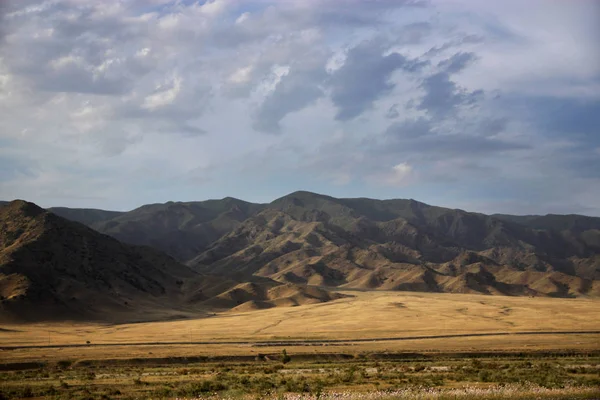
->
[271, 191, 337, 204]
[221, 196, 244, 202]
[2, 200, 46, 218]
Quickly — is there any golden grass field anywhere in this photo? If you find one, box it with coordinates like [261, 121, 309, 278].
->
[1, 291, 599, 363]
[2, 291, 600, 400]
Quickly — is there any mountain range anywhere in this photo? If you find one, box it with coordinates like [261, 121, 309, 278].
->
[0, 199, 341, 322]
[1, 191, 599, 321]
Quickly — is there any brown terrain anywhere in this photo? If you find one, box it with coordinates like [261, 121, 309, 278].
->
[0, 200, 339, 323]
[1, 191, 599, 323]
[189, 192, 600, 297]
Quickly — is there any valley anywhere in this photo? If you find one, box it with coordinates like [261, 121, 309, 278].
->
[1, 290, 599, 399]
[2, 290, 599, 370]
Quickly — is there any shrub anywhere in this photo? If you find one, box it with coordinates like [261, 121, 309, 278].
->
[478, 370, 491, 382]
[153, 386, 173, 398]
[282, 349, 291, 364]
[176, 379, 227, 396]
[57, 360, 72, 369]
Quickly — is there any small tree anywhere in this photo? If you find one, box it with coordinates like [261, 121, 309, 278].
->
[282, 349, 291, 364]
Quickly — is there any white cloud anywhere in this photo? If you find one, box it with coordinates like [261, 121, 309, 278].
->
[393, 162, 412, 175]
[0, 0, 597, 215]
[383, 162, 415, 186]
[142, 76, 182, 110]
[136, 48, 151, 57]
[235, 12, 250, 24]
[196, 0, 228, 17]
[228, 65, 253, 84]
[70, 102, 109, 133]
[158, 13, 180, 30]
[255, 65, 290, 97]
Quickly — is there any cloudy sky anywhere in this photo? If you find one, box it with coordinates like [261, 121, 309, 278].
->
[0, 0, 599, 215]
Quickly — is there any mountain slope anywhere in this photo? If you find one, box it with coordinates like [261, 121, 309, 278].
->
[91, 198, 266, 261]
[205, 281, 348, 312]
[0, 200, 345, 322]
[190, 192, 600, 297]
[494, 213, 600, 233]
[48, 207, 124, 226]
[7, 192, 599, 299]
[0, 200, 210, 322]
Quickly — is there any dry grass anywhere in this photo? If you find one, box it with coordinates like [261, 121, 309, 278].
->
[1, 291, 599, 365]
[2, 291, 599, 342]
[1, 290, 599, 400]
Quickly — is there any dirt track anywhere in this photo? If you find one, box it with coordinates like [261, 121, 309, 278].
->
[2, 330, 599, 350]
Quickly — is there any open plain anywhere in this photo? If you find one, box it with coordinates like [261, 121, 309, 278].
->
[2, 291, 600, 349]
[2, 291, 600, 399]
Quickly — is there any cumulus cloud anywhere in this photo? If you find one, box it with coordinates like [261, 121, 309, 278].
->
[0, 0, 598, 215]
[253, 53, 329, 133]
[142, 76, 182, 110]
[438, 52, 478, 74]
[423, 35, 484, 59]
[381, 162, 415, 186]
[386, 104, 401, 119]
[380, 116, 527, 162]
[417, 72, 484, 119]
[330, 39, 428, 121]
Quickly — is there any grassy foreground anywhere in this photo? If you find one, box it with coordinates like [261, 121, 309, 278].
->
[1, 291, 599, 399]
[1, 354, 599, 399]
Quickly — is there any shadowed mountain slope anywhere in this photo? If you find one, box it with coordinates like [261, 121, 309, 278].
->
[9, 192, 599, 299]
[494, 213, 600, 236]
[0, 200, 343, 322]
[0, 200, 203, 322]
[47, 207, 124, 226]
[90, 198, 266, 262]
[190, 192, 600, 297]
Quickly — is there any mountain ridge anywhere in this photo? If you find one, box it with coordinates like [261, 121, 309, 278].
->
[3, 194, 599, 226]
[0, 200, 343, 322]
[2, 192, 599, 300]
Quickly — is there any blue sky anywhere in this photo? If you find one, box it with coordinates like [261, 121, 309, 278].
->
[0, 0, 599, 215]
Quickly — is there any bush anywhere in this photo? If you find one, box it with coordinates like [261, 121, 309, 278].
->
[282, 349, 291, 364]
[132, 377, 144, 385]
[342, 366, 357, 383]
[413, 364, 426, 372]
[57, 360, 72, 370]
[153, 386, 173, 398]
[478, 370, 491, 382]
[176, 379, 227, 396]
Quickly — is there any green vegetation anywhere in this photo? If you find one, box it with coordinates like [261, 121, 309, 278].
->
[282, 349, 291, 364]
[1, 353, 598, 399]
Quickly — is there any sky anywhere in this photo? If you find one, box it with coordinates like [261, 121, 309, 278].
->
[0, 0, 599, 215]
